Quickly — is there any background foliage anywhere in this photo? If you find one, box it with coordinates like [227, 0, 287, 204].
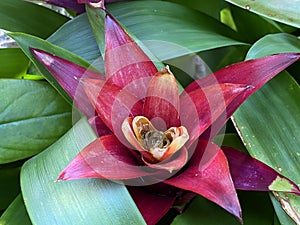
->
[0, 0, 299, 224]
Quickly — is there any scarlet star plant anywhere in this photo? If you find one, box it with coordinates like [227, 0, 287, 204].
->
[30, 2, 300, 225]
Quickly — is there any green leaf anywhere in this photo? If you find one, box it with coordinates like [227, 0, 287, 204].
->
[246, 33, 300, 59]
[172, 192, 274, 225]
[232, 34, 300, 224]
[0, 0, 68, 38]
[20, 118, 146, 225]
[0, 195, 32, 225]
[270, 194, 297, 225]
[0, 167, 20, 210]
[232, 72, 300, 224]
[8, 32, 98, 104]
[46, 1, 246, 66]
[109, 1, 246, 60]
[225, 0, 300, 28]
[0, 48, 29, 78]
[0, 79, 71, 164]
[47, 13, 101, 68]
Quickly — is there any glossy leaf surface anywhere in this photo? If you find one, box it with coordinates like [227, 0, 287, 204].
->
[226, 0, 300, 28]
[21, 118, 146, 225]
[0, 79, 71, 163]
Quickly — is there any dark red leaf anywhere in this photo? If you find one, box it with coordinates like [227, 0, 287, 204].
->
[164, 140, 242, 221]
[58, 134, 157, 180]
[104, 12, 158, 98]
[180, 83, 250, 145]
[46, 0, 85, 13]
[30, 48, 104, 117]
[223, 146, 300, 195]
[185, 53, 300, 139]
[128, 185, 179, 225]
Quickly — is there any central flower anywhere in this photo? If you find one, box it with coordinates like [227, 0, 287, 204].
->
[122, 116, 189, 163]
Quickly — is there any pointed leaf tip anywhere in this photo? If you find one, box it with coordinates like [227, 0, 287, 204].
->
[104, 11, 158, 94]
[223, 147, 300, 195]
[164, 141, 242, 221]
[30, 48, 104, 117]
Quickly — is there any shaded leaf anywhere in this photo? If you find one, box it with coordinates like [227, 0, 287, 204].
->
[21, 118, 146, 225]
[172, 192, 274, 225]
[0, 167, 20, 210]
[0, 0, 68, 38]
[0, 79, 71, 163]
[0, 195, 32, 225]
[229, 4, 283, 43]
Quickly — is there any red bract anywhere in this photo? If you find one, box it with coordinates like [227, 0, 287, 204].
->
[31, 5, 300, 225]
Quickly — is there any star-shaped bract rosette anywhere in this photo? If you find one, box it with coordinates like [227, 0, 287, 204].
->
[30, 3, 300, 225]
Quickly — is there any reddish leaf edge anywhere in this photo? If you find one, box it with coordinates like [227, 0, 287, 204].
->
[223, 146, 300, 195]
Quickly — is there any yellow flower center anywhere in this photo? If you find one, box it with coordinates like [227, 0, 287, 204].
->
[130, 116, 189, 161]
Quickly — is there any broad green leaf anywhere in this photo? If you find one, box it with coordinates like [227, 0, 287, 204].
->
[47, 13, 102, 68]
[246, 33, 300, 59]
[110, 1, 246, 60]
[46, 1, 246, 67]
[0, 167, 20, 210]
[8, 32, 99, 104]
[0, 49, 29, 78]
[225, 0, 300, 28]
[0, 195, 32, 225]
[0, 79, 71, 163]
[232, 73, 300, 224]
[172, 192, 274, 225]
[20, 118, 146, 225]
[0, 0, 68, 38]
[232, 35, 300, 224]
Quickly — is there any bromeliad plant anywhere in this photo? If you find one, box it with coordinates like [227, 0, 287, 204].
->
[29, 2, 300, 224]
